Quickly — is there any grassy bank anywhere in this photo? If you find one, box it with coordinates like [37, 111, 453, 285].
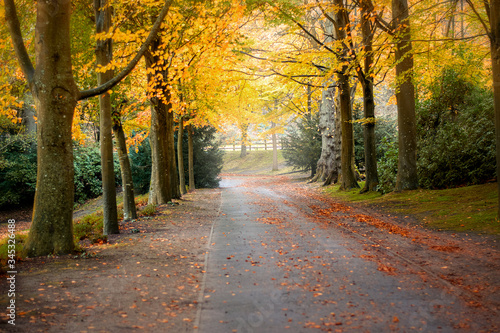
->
[222, 150, 295, 175]
[324, 182, 500, 235]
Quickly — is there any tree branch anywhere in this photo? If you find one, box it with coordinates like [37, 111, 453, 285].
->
[78, 0, 174, 100]
[465, 0, 492, 39]
[4, 0, 36, 86]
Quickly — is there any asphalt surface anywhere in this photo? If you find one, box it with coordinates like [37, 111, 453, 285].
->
[195, 176, 490, 332]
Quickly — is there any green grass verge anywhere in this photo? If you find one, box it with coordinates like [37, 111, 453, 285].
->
[222, 150, 294, 175]
[324, 182, 500, 235]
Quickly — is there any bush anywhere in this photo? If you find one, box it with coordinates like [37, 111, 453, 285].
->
[73, 145, 122, 204]
[0, 233, 27, 269]
[353, 104, 398, 171]
[181, 126, 224, 188]
[282, 113, 322, 175]
[416, 67, 495, 189]
[129, 138, 152, 194]
[130, 126, 225, 192]
[377, 137, 399, 194]
[139, 204, 157, 217]
[73, 212, 107, 244]
[0, 133, 37, 208]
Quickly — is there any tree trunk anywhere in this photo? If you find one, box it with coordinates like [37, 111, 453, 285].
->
[168, 108, 181, 199]
[177, 116, 187, 195]
[146, 38, 172, 205]
[22, 0, 79, 255]
[271, 122, 279, 171]
[359, 1, 379, 193]
[489, 0, 500, 217]
[17, 92, 37, 135]
[240, 124, 248, 158]
[187, 123, 195, 191]
[392, 0, 419, 191]
[334, 0, 359, 190]
[312, 80, 340, 185]
[112, 112, 137, 221]
[95, 0, 118, 235]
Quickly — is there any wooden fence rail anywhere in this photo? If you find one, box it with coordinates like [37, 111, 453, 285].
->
[220, 140, 283, 151]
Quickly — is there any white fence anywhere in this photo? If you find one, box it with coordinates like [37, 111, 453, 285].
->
[220, 140, 283, 151]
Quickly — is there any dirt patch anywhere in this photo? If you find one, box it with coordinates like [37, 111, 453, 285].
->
[0, 188, 221, 332]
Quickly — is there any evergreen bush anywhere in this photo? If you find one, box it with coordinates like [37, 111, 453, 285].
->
[416, 67, 495, 189]
[282, 113, 322, 175]
[0, 133, 37, 208]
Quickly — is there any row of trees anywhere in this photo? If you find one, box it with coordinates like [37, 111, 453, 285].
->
[1, 0, 250, 256]
[238, 1, 499, 201]
[1, 0, 499, 256]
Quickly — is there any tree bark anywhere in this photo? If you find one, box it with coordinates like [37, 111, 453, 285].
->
[334, 0, 359, 190]
[392, 0, 419, 191]
[488, 0, 500, 217]
[95, 0, 118, 235]
[187, 123, 195, 191]
[240, 124, 248, 158]
[359, 0, 379, 193]
[177, 116, 187, 195]
[112, 112, 137, 221]
[146, 37, 172, 205]
[20, 0, 78, 256]
[271, 121, 279, 171]
[168, 108, 181, 199]
[313, 81, 340, 186]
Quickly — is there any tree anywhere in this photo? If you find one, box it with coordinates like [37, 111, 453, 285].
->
[112, 106, 137, 221]
[357, 0, 379, 193]
[392, 0, 418, 191]
[464, 0, 500, 216]
[283, 112, 322, 176]
[95, 0, 118, 235]
[4, 0, 173, 256]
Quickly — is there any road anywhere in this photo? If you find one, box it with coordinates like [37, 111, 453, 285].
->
[195, 176, 496, 332]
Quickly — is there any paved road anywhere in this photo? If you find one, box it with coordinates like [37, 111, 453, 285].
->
[195, 176, 489, 332]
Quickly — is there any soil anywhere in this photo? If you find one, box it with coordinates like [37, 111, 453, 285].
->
[0, 188, 220, 332]
[0, 175, 499, 332]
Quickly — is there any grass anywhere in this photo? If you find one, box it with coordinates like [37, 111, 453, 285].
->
[324, 182, 500, 235]
[0, 233, 27, 269]
[222, 150, 295, 175]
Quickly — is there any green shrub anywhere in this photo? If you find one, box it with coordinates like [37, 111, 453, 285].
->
[130, 126, 225, 192]
[0, 133, 37, 208]
[139, 203, 157, 217]
[73, 145, 122, 204]
[182, 126, 224, 188]
[129, 138, 152, 194]
[0, 233, 27, 269]
[416, 67, 495, 189]
[73, 212, 107, 244]
[377, 137, 399, 194]
[282, 113, 322, 175]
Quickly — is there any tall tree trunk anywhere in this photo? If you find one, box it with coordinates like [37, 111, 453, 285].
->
[392, 0, 418, 191]
[20, 0, 79, 255]
[240, 124, 248, 158]
[489, 0, 500, 217]
[271, 122, 279, 171]
[95, 0, 118, 235]
[146, 37, 172, 205]
[312, 80, 340, 185]
[359, 1, 379, 193]
[335, 0, 359, 190]
[168, 108, 181, 199]
[187, 123, 195, 191]
[177, 116, 187, 195]
[112, 112, 137, 221]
